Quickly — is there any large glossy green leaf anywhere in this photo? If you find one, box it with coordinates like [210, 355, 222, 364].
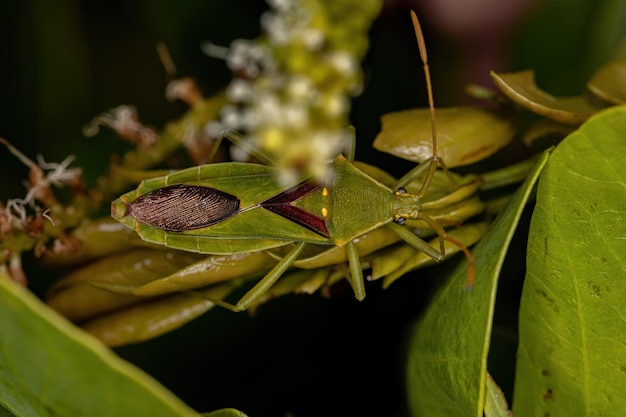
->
[0, 275, 201, 417]
[514, 105, 626, 416]
[406, 149, 551, 417]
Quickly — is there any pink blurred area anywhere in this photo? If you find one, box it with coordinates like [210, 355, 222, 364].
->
[411, 0, 538, 37]
[383, 0, 540, 92]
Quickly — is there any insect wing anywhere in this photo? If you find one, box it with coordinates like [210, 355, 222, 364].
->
[112, 162, 331, 254]
[127, 184, 240, 232]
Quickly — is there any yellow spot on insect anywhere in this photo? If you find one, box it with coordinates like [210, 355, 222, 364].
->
[322, 187, 328, 196]
[322, 207, 328, 217]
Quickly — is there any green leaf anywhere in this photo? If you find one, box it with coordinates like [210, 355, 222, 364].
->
[130, 251, 275, 297]
[0, 404, 17, 417]
[47, 248, 204, 322]
[491, 70, 601, 124]
[83, 283, 236, 347]
[521, 119, 576, 148]
[510, 0, 626, 94]
[39, 217, 149, 268]
[373, 106, 514, 167]
[0, 275, 202, 417]
[587, 59, 626, 104]
[406, 149, 551, 417]
[484, 374, 513, 417]
[201, 409, 249, 417]
[514, 105, 626, 416]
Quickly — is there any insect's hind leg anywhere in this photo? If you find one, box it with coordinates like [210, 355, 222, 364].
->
[418, 212, 475, 285]
[390, 214, 476, 287]
[204, 242, 307, 312]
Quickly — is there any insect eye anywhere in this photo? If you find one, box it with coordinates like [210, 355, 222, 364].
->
[396, 187, 407, 194]
[394, 216, 406, 225]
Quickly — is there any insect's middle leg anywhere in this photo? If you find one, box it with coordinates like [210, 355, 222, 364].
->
[204, 242, 307, 312]
[234, 242, 307, 311]
[346, 240, 365, 301]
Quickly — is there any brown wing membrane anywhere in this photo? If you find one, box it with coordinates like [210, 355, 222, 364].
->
[127, 184, 240, 231]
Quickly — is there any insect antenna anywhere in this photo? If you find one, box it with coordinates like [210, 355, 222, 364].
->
[406, 11, 476, 286]
[156, 42, 177, 81]
[0, 137, 37, 169]
[157, 42, 202, 106]
[409, 10, 457, 197]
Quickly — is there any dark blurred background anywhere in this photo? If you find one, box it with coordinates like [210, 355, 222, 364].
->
[2, 0, 619, 193]
[0, 1, 623, 416]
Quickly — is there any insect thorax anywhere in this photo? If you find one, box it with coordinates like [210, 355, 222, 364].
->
[326, 156, 423, 246]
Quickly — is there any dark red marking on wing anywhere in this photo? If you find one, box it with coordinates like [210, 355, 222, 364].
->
[127, 184, 240, 231]
[261, 181, 329, 237]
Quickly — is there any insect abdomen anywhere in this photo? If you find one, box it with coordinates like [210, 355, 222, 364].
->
[125, 184, 240, 231]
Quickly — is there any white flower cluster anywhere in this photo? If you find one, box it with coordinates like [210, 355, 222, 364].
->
[203, 0, 374, 185]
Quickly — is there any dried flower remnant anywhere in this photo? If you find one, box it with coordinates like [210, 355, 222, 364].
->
[0, 138, 85, 285]
[0, 202, 16, 238]
[0, 138, 83, 211]
[157, 42, 205, 107]
[83, 105, 159, 149]
[204, 0, 382, 184]
[165, 78, 204, 107]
